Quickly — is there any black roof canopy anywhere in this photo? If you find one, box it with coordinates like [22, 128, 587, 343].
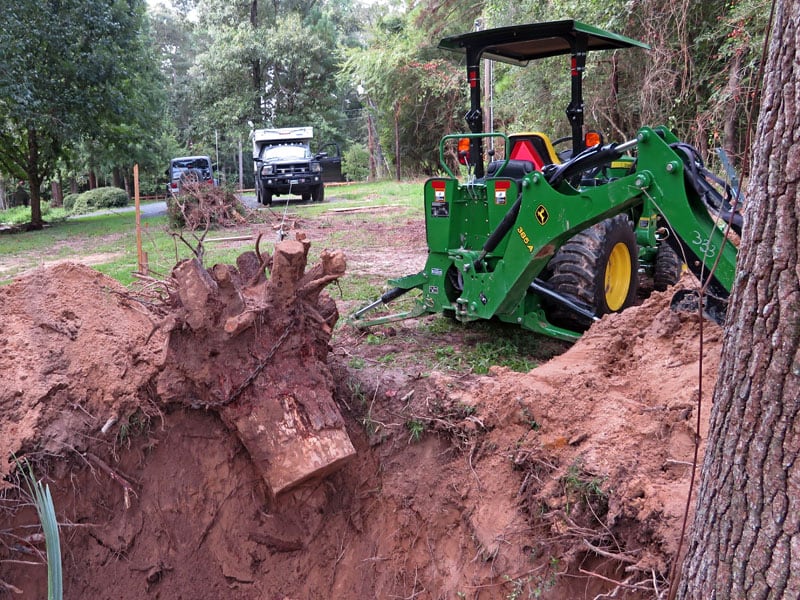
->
[438, 19, 649, 65]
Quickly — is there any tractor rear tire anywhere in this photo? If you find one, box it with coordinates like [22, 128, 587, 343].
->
[653, 243, 683, 291]
[543, 214, 639, 331]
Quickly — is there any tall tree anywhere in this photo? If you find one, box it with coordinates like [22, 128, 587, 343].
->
[184, 0, 350, 177]
[0, 0, 159, 228]
[675, 0, 800, 597]
[341, 10, 464, 178]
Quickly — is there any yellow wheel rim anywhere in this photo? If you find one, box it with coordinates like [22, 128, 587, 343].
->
[604, 242, 632, 311]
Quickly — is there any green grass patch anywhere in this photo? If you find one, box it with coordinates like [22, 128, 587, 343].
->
[421, 318, 568, 375]
[0, 180, 425, 286]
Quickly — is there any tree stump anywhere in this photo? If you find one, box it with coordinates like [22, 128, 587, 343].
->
[156, 235, 354, 496]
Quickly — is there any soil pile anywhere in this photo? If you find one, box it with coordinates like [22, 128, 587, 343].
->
[0, 254, 717, 598]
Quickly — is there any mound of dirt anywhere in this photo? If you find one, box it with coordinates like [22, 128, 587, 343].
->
[0, 255, 717, 598]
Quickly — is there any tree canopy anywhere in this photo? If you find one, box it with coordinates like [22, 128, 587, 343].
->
[0, 0, 771, 206]
[0, 0, 162, 227]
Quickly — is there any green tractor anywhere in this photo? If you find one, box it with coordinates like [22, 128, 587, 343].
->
[351, 20, 742, 341]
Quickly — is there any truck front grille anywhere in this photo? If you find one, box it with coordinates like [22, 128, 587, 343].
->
[275, 163, 310, 175]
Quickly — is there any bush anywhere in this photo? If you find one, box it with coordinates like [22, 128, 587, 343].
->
[69, 195, 92, 215]
[79, 186, 129, 209]
[62, 193, 80, 211]
[342, 144, 370, 182]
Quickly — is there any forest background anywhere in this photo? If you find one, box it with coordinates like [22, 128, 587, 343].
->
[0, 0, 769, 228]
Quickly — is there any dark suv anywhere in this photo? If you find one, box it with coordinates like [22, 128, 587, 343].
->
[254, 143, 325, 205]
[167, 156, 216, 197]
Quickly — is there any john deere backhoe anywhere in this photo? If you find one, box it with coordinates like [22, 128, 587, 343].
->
[351, 20, 742, 341]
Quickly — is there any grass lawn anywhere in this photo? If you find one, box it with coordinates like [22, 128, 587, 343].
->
[0, 180, 424, 287]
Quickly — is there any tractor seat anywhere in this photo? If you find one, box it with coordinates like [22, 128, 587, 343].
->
[483, 132, 562, 184]
[509, 132, 562, 167]
[485, 158, 535, 181]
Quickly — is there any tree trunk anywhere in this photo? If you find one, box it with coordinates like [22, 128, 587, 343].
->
[50, 181, 62, 207]
[26, 125, 43, 230]
[156, 237, 355, 497]
[394, 102, 401, 181]
[250, 0, 262, 119]
[676, 1, 800, 597]
[722, 49, 743, 162]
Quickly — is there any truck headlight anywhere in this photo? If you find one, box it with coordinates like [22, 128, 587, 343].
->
[311, 162, 321, 173]
[260, 165, 274, 176]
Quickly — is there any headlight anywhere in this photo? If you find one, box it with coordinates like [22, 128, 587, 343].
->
[311, 162, 321, 173]
[260, 165, 274, 176]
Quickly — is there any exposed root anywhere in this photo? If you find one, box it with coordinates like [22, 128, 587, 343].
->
[0, 578, 23, 594]
[83, 452, 137, 509]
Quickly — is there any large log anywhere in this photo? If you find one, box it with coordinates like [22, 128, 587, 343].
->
[156, 236, 354, 496]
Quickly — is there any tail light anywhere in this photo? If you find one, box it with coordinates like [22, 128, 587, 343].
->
[584, 130, 603, 147]
[457, 137, 471, 165]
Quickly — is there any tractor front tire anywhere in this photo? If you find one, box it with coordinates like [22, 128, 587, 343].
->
[653, 243, 683, 291]
[544, 214, 639, 331]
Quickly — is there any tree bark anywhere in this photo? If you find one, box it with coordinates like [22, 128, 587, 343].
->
[26, 124, 43, 229]
[722, 49, 743, 162]
[676, 1, 800, 597]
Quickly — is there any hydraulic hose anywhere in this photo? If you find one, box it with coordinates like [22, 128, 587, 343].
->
[351, 286, 410, 319]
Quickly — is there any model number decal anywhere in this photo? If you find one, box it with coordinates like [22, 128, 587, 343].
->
[516, 226, 534, 252]
[691, 230, 717, 257]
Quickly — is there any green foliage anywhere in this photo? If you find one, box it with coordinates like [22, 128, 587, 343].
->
[0, 0, 162, 227]
[432, 339, 536, 375]
[77, 187, 130, 210]
[62, 193, 80, 212]
[341, 15, 464, 177]
[342, 144, 370, 181]
[561, 459, 608, 519]
[0, 203, 68, 226]
[116, 409, 152, 449]
[406, 418, 426, 443]
[18, 459, 63, 600]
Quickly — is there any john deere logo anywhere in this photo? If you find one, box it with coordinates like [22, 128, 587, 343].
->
[535, 205, 549, 225]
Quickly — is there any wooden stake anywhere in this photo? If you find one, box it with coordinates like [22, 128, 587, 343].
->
[134, 164, 147, 275]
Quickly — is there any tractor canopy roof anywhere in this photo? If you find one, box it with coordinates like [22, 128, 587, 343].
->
[438, 19, 649, 65]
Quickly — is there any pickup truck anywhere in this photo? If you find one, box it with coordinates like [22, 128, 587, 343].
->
[252, 127, 325, 205]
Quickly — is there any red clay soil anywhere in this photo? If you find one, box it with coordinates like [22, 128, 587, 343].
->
[0, 257, 718, 599]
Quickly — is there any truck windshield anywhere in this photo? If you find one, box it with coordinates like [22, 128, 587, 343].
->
[261, 145, 309, 160]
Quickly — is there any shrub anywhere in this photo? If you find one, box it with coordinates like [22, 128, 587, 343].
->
[69, 195, 91, 215]
[79, 186, 129, 209]
[342, 144, 370, 182]
[62, 193, 80, 211]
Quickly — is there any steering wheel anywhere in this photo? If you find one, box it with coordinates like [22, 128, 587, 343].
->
[551, 136, 573, 161]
